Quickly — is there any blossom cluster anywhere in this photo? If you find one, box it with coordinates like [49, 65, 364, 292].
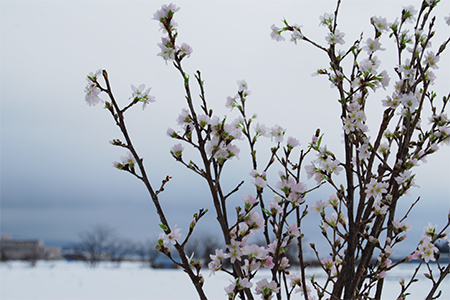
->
[84, 70, 156, 112]
[169, 109, 243, 163]
[205, 184, 312, 299]
[131, 84, 155, 110]
[408, 223, 448, 264]
[112, 151, 136, 170]
[305, 146, 343, 184]
[153, 3, 193, 62]
[84, 69, 103, 107]
[342, 99, 368, 134]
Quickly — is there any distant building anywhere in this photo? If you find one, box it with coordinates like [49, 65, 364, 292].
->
[0, 235, 61, 261]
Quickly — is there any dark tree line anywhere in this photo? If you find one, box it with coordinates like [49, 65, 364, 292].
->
[65, 224, 224, 268]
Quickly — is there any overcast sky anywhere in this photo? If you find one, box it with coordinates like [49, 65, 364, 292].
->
[1, 0, 449, 257]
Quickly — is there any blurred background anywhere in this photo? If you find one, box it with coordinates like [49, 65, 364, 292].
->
[1, 0, 449, 260]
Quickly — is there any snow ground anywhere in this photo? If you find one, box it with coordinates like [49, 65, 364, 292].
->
[1, 261, 449, 300]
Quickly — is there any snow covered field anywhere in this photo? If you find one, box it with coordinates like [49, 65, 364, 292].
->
[1, 261, 449, 299]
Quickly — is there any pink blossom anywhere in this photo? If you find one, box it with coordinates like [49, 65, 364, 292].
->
[131, 84, 155, 110]
[270, 125, 286, 143]
[325, 29, 345, 45]
[242, 194, 258, 209]
[84, 76, 102, 106]
[179, 43, 193, 58]
[416, 236, 439, 263]
[269, 199, 282, 215]
[286, 136, 300, 149]
[152, 3, 180, 22]
[254, 123, 269, 137]
[289, 273, 302, 288]
[245, 210, 265, 232]
[287, 223, 301, 238]
[162, 225, 182, 245]
[262, 256, 275, 269]
[371, 16, 389, 32]
[270, 25, 285, 41]
[311, 199, 329, 215]
[422, 223, 437, 239]
[255, 278, 280, 297]
[157, 37, 176, 61]
[236, 277, 253, 290]
[224, 281, 236, 298]
[243, 244, 268, 260]
[250, 170, 267, 189]
[279, 257, 290, 270]
[170, 143, 184, 159]
[362, 37, 385, 54]
[321, 257, 334, 269]
[208, 259, 221, 276]
[120, 152, 136, 166]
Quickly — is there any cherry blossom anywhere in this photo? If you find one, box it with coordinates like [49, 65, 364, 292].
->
[170, 143, 184, 159]
[242, 194, 258, 210]
[325, 29, 345, 45]
[224, 282, 235, 299]
[84, 81, 102, 106]
[422, 223, 437, 239]
[321, 257, 334, 270]
[278, 257, 290, 270]
[225, 95, 238, 111]
[288, 181, 307, 205]
[157, 37, 176, 61]
[227, 239, 243, 263]
[357, 144, 371, 160]
[236, 277, 253, 290]
[311, 199, 329, 215]
[152, 3, 180, 23]
[378, 70, 391, 90]
[254, 123, 269, 138]
[120, 151, 136, 167]
[413, 236, 439, 263]
[382, 92, 402, 108]
[286, 136, 300, 149]
[393, 219, 412, 233]
[289, 272, 302, 290]
[269, 199, 282, 215]
[423, 51, 439, 69]
[245, 209, 265, 232]
[290, 28, 304, 44]
[161, 225, 182, 245]
[371, 16, 390, 32]
[319, 12, 334, 27]
[402, 5, 417, 23]
[270, 125, 286, 143]
[249, 170, 268, 189]
[287, 223, 301, 238]
[255, 278, 280, 299]
[131, 84, 155, 110]
[400, 91, 419, 111]
[179, 42, 193, 58]
[243, 244, 268, 260]
[176, 108, 193, 130]
[322, 195, 335, 210]
[270, 25, 285, 42]
[365, 178, 388, 199]
[374, 200, 388, 215]
[237, 79, 251, 95]
[362, 37, 385, 54]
